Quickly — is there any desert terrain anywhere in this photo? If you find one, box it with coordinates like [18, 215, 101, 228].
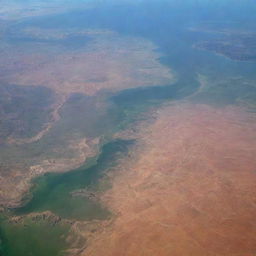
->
[81, 103, 256, 256]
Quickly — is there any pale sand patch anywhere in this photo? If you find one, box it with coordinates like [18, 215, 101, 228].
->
[81, 103, 256, 256]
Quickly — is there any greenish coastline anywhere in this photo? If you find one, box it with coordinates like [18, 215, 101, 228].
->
[0, 214, 70, 256]
[0, 77, 200, 256]
[14, 139, 133, 220]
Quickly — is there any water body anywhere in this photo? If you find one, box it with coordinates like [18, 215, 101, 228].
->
[13, 75, 200, 220]
[0, 140, 133, 256]
[1, 1, 256, 256]
[14, 139, 133, 220]
[13, 0, 256, 107]
[0, 72, 201, 256]
[0, 215, 69, 256]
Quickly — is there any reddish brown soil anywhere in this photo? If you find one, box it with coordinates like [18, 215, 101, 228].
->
[82, 103, 256, 256]
[1, 31, 173, 96]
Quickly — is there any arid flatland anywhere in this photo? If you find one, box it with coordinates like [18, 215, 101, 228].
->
[83, 103, 256, 256]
